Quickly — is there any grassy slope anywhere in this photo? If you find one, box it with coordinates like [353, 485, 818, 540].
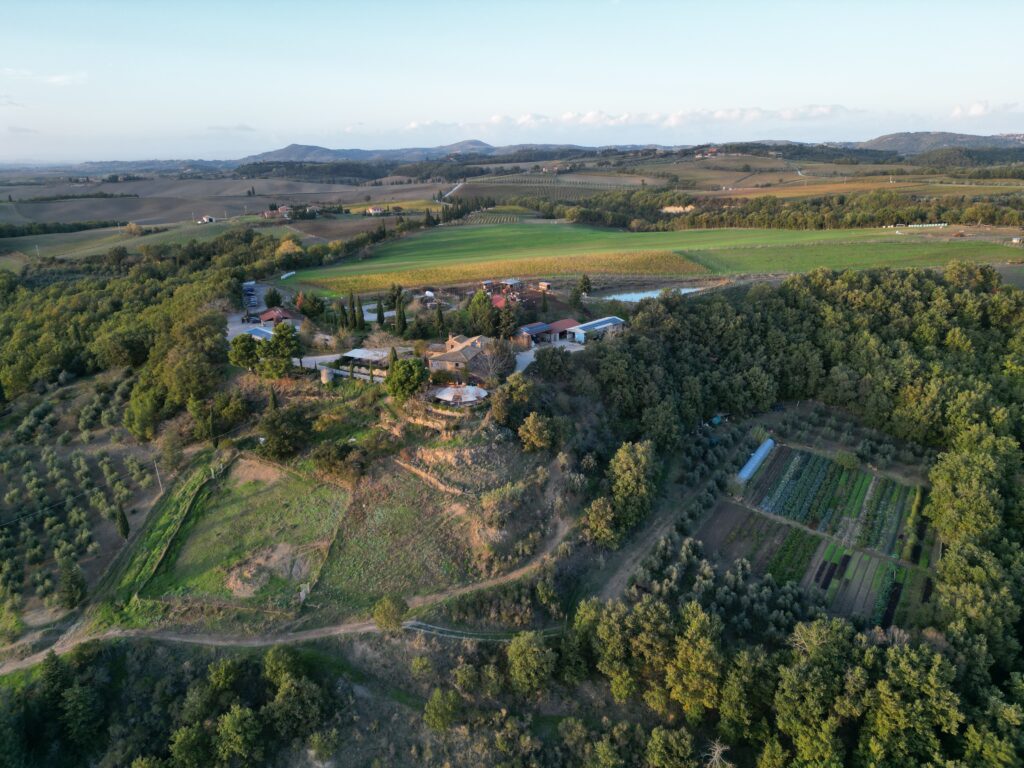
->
[144, 471, 347, 604]
[309, 469, 471, 621]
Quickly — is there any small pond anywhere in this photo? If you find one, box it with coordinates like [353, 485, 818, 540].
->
[600, 286, 703, 302]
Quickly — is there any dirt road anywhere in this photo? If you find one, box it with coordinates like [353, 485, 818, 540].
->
[0, 516, 571, 675]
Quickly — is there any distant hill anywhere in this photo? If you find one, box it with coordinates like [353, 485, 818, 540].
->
[852, 132, 1024, 155]
[235, 140, 665, 165]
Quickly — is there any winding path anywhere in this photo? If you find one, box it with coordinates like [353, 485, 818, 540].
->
[0, 517, 571, 675]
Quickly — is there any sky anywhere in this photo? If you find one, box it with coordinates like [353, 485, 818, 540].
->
[2, 0, 1023, 162]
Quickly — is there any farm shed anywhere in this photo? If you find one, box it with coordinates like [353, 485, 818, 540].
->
[738, 438, 775, 482]
[567, 316, 625, 344]
[340, 347, 412, 367]
[515, 321, 549, 348]
[259, 307, 296, 326]
[540, 318, 580, 343]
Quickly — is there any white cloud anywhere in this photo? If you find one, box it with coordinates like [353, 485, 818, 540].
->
[402, 104, 854, 136]
[0, 94, 22, 107]
[8, 125, 38, 134]
[950, 100, 1022, 119]
[0, 67, 87, 87]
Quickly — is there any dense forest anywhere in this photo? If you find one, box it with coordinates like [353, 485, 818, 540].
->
[0, 221, 121, 239]
[2, 238, 1024, 764]
[514, 188, 1024, 230]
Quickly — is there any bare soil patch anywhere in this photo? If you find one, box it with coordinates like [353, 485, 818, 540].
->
[226, 542, 314, 598]
[230, 456, 285, 487]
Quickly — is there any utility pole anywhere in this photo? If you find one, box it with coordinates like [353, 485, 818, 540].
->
[153, 460, 164, 494]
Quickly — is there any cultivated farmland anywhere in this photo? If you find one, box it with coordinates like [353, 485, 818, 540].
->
[698, 437, 937, 628]
[289, 220, 1016, 293]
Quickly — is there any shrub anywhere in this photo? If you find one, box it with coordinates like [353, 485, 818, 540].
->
[372, 594, 408, 633]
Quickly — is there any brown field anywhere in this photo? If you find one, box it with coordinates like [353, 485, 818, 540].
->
[0, 176, 446, 225]
[694, 500, 790, 574]
[285, 216, 394, 242]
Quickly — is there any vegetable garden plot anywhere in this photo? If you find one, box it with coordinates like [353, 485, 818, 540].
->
[743, 445, 922, 558]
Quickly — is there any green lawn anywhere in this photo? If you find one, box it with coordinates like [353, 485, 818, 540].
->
[291, 222, 1014, 293]
[144, 460, 347, 606]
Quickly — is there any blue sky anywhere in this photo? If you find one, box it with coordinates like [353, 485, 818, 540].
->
[3, 0, 1022, 161]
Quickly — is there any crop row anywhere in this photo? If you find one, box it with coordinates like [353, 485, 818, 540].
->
[857, 479, 912, 551]
[766, 528, 820, 584]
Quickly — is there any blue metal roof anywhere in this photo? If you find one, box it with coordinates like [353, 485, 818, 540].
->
[570, 316, 625, 334]
[245, 327, 274, 341]
[519, 322, 549, 335]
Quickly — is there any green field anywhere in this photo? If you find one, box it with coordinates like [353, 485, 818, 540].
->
[143, 459, 347, 606]
[291, 222, 1013, 293]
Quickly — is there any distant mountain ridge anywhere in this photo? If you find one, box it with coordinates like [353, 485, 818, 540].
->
[236, 140, 665, 164]
[12, 132, 1024, 172]
[847, 132, 1024, 154]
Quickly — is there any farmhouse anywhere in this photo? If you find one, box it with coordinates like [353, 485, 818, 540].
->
[567, 316, 625, 344]
[366, 206, 385, 216]
[426, 334, 491, 374]
[1013, 237, 1023, 245]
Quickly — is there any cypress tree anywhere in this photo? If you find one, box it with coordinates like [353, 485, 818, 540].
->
[356, 296, 366, 330]
[347, 292, 357, 328]
[376, 297, 385, 326]
[435, 303, 445, 334]
[115, 506, 130, 540]
[396, 302, 407, 334]
[57, 557, 86, 609]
